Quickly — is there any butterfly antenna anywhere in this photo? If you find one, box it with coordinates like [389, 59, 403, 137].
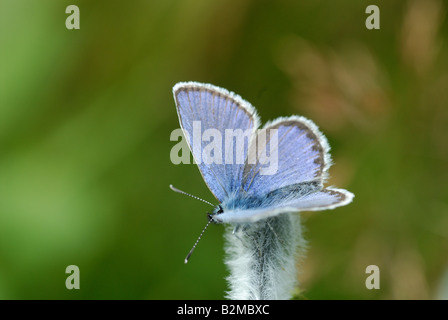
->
[169, 184, 215, 207]
[184, 219, 212, 264]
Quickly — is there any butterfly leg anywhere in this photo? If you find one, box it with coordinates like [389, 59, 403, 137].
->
[232, 225, 250, 248]
[266, 220, 286, 247]
[241, 224, 264, 257]
[232, 224, 263, 256]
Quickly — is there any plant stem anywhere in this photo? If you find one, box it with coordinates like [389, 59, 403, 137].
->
[224, 213, 306, 300]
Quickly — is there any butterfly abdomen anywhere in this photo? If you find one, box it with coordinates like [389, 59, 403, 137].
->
[221, 181, 322, 212]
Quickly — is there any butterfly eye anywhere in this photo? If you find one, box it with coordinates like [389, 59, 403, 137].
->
[217, 205, 224, 214]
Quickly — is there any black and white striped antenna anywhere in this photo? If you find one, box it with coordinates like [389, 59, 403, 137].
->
[169, 184, 214, 207]
[169, 184, 215, 263]
[183, 219, 212, 264]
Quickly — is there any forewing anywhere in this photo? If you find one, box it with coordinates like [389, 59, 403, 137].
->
[173, 82, 259, 202]
[215, 187, 354, 224]
[242, 116, 332, 195]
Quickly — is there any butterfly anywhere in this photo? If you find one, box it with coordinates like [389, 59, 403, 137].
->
[171, 82, 354, 262]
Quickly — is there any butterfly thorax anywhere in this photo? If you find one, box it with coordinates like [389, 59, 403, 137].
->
[209, 192, 259, 223]
[209, 190, 281, 224]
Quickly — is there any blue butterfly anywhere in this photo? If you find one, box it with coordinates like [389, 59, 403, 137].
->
[172, 82, 354, 262]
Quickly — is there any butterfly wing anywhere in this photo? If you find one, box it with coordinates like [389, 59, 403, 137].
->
[242, 115, 332, 195]
[215, 115, 353, 224]
[173, 82, 260, 202]
[214, 187, 354, 224]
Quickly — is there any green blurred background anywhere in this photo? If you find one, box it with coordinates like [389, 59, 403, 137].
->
[1, 0, 447, 299]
